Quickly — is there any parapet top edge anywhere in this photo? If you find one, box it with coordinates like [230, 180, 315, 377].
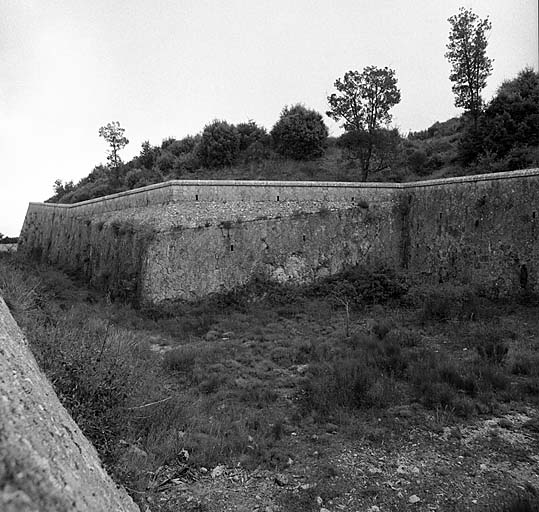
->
[26, 168, 539, 209]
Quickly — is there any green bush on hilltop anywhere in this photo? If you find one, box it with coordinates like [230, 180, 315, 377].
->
[198, 119, 241, 168]
[271, 104, 328, 160]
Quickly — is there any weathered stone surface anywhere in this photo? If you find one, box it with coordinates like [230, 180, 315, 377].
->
[17, 171, 539, 304]
[0, 297, 139, 512]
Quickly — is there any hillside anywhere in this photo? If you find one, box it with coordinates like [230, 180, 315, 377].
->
[49, 68, 539, 205]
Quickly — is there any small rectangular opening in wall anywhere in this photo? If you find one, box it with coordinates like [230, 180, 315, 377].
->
[351, 197, 355, 202]
[533, 211, 537, 219]
[230, 244, 234, 252]
[276, 195, 280, 202]
[439, 212, 443, 219]
[302, 235, 306, 242]
[195, 194, 199, 201]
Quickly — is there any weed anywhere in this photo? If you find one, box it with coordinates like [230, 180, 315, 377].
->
[411, 283, 481, 322]
[471, 323, 510, 365]
[162, 342, 223, 374]
[511, 349, 539, 376]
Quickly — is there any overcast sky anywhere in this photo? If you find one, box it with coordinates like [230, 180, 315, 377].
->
[1, 0, 537, 237]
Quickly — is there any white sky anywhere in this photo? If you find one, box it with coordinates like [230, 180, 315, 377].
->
[1, 0, 537, 237]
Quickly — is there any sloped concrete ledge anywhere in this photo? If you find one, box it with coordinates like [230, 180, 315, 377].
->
[0, 297, 139, 512]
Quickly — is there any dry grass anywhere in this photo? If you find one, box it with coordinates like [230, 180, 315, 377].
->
[2, 252, 539, 510]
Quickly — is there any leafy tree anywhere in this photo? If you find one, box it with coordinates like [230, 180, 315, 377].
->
[327, 66, 401, 180]
[137, 141, 158, 169]
[46, 179, 75, 203]
[481, 68, 539, 158]
[271, 104, 328, 160]
[168, 135, 200, 157]
[338, 128, 401, 178]
[98, 121, 129, 173]
[445, 8, 493, 129]
[236, 120, 269, 151]
[461, 68, 539, 167]
[156, 151, 175, 173]
[198, 120, 240, 168]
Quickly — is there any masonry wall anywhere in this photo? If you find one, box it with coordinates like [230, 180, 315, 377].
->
[18, 170, 539, 304]
[25, 180, 399, 216]
[142, 204, 401, 303]
[405, 170, 539, 297]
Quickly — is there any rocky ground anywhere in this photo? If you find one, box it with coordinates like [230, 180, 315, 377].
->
[137, 405, 539, 512]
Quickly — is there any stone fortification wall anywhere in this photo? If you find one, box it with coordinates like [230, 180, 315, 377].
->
[0, 297, 138, 511]
[18, 169, 539, 303]
[19, 196, 400, 303]
[404, 168, 539, 296]
[142, 203, 401, 303]
[25, 179, 399, 216]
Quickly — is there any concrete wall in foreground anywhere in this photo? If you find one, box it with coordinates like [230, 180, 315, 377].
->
[0, 297, 139, 512]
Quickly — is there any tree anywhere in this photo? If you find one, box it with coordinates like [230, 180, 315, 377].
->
[98, 121, 129, 172]
[338, 128, 401, 178]
[445, 8, 493, 130]
[236, 120, 269, 152]
[271, 104, 328, 160]
[460, 68, 539, 167]
[137, 141, 158, 169]
[198, 120, 240, 168]
[327, 66, 401, 180]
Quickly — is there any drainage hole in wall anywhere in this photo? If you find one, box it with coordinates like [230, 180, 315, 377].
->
[302, 235, 306, 242]
[276, 195, 280, 202]
[195, 194, 199, 201]
[520, 264, 528, 288]
[475, 219, 480, 228]
[230, 244, 234, 252]
[533, 211, 536, 219]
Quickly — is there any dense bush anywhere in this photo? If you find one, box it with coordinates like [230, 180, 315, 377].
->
[198, 119, 241, 168]
[271, 104, 328, 160]
[460, 68, 539, 167]
[155, 151, 175, 173]
[136, 141, 159, 169]
[167, 135, 200, 157]
[237, 120, 269, 151]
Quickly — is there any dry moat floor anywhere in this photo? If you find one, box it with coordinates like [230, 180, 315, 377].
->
[2, 253, 539, 512]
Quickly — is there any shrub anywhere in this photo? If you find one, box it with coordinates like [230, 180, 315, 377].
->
[512, 349, 539, 376]
[162, 342, 222, 374]
[407, 353, 478, 416]
[411, 283, 480, 322]
[236, 120, 269, 151]
[198, 120, 240, 168]
[155, 151, 175, 173]
[168, 135, 200, 157]
[470, 323, 510, 365]
[271, 104, 328, 160]
[303, 358, 383, 414]
[308, 265, 408, 307]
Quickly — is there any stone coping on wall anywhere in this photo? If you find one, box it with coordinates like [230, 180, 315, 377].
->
[27, 168, 539, 212]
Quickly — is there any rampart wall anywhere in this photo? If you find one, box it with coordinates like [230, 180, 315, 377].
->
[18, 169, 539, 304]
[404, 169, 539, 296]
